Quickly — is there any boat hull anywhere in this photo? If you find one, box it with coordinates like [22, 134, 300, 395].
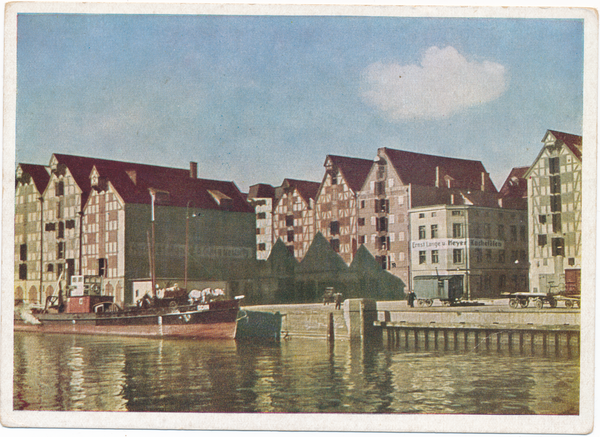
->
[15, 301, 240, 340]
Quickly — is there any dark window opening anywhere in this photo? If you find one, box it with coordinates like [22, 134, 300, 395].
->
[376, 217, 388, 232]
[360, 200, 365, 209]
[98, 258, 108, 277]
[568, 257, 575, 266]
[20, 244, 27, 261]
[431, 224, 438, 238]
[550, 195, 561, 212]
[549, 157, 560, 174]
[45, 222, 56, 232]
[256, 228, 261, 235]
[358, 217, 365, 226]
[539, 215, 547, 224]
[57, 242, 65, 259]
[257, 212, 266, 219]
[19, 264, 27, 280]
[419, 251, 426, 264]
[431, 250, 439, 264]
[418, 226, 426, 240]
[258, 243, 266, 251]
[552, 238, 565, 257]
[538, 234, 547, 246]
[287, 230, 294, 242]
[453, 249, 463, 264]
[65, 219, 76, 229]
[57, 263, 64, 277]
[58, 221, 65, 239]
[374, 181, 385, 195]
[552, 214, 561, 234]
[329, 221, 340, 235]
[374, 199, 388, 213]
[359, 235, 365, 244]
[285, 215, 294, 227]
[55, 181, 64, 196]
[550, 175, 561, 194]
[47, 264, 54, 272]
[330, 239, 340, 252]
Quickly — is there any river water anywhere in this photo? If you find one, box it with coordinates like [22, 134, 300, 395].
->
[13, 331, 579, 414]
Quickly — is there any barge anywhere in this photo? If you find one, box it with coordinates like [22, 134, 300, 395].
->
[15, 275, 242, 340]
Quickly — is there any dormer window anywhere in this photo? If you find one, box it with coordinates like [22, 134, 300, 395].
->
[208, 190, 233, 208]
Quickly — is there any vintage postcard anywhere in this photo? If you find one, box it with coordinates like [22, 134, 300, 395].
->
[1, 1, 597, 434]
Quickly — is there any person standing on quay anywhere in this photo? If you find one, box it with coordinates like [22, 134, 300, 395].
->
[407, 290, 416, 308]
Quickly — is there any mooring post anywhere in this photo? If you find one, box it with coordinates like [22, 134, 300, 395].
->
[328, 312, 334, 343]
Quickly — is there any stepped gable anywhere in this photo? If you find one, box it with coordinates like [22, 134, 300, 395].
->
[548, 130, 582, 161]
[382, 148, 498, 193]
[52, 154, 253, 213]
[499, 166, 529, 199]
[17, 163, 51, 193]
[296, 232, 349, 274]
[247, 183, 275, 200]
[326, 155, 374, 193]
[281, 178, 320, 204]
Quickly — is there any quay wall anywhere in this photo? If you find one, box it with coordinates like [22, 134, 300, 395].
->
[242, 300, 580, 341]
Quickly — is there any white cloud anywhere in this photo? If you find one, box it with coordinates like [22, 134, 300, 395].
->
[361, 46, 507, 120]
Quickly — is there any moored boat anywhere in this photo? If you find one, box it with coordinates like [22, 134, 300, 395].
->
[14, 275, 242, 340]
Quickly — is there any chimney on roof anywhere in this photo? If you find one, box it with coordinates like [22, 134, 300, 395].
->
[126, 170, 137, 185]
[481, 172, 486, 192]
[435, 166, 440, 188]
[190, 162, 198, 179]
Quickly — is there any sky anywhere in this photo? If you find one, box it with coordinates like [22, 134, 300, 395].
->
[15, 13, 584, 192]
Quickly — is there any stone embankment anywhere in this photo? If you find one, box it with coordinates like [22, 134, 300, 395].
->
[241, 299, 580, 341]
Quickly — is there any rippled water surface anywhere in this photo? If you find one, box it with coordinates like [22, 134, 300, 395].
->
[14, 332, 579, 414]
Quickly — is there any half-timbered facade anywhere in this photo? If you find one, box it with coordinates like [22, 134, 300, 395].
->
[247, 184, 276, 260]
[525, 130, 582, 294]
[315, 155, 373, 264]
[14, 164, 50, 303]
[14, 154, 256, 307]
[273, 179, 320, 260]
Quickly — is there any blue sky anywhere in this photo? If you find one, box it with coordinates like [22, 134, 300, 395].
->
[16, 14, 584, 192]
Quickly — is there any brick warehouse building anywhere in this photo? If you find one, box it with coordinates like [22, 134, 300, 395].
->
[14, 154, 256, 307]
[357, 147, 499, 290]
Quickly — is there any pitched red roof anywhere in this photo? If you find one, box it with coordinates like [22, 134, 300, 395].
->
[381, 148, 498, 193]
[548, 130, 582, 161]
[326, 155, 374, 193]
[282, 178, 321, 204]
[52, 154, 253, 213]
[499, 166, 529, 199]
[18, 163, 51, 194]
[247, 183, 276, 199]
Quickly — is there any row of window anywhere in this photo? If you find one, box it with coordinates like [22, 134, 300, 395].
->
[417, 223, 526, 241]
[418, 248, 527, 265]
[537, 235, 565, 256]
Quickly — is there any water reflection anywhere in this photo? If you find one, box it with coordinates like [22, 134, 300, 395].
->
[14, 332, 579, 414]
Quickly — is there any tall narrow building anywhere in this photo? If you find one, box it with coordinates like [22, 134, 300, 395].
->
[314, 155, 373, 264]
[525, 130, 582, 295]
[272, 178, 320, 260]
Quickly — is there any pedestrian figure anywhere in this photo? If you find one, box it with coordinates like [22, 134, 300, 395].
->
[334, 293, 343, 310]
[407, 290, 416, 308]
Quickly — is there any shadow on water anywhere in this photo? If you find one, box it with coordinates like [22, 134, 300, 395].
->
[14, 332, 579, 414]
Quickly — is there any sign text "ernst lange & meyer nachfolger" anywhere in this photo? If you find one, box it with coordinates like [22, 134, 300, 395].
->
[410, 239, 505, 250]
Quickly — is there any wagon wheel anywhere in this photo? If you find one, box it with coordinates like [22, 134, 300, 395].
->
[442, 300, 451, 307]
[509, 299, 519, 309]
[565, 300, 573, 309]
[426, 299, 433, 307]
[534, 298, 544, 309]
[169, 300, 178, 308]
[548, 298, 557, 308]
[417, 299, 426, 307]
[519, 298, 529, 308]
